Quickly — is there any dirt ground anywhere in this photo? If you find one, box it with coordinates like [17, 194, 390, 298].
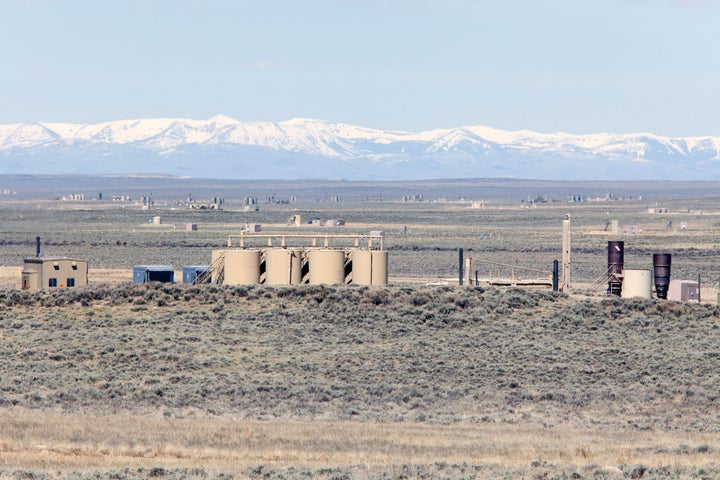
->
[0, 266, 21, 289]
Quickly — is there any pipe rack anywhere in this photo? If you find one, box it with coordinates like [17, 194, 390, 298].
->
[228, 232, 384, 251]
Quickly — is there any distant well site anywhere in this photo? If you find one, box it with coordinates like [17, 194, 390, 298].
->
[2, 175, 719, 304]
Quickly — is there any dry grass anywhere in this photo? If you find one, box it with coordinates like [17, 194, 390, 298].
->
[1, 408, 719, 474]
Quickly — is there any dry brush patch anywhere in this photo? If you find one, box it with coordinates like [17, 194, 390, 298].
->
[1, 284, 720, 428]
[2, 284, 720, 478]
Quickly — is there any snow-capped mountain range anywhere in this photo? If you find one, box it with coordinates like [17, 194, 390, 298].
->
[1, 115, 719, 180]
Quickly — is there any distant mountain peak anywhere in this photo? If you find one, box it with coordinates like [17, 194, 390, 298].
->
[1, 116, 719, 180]
[208, 114, 238, 125]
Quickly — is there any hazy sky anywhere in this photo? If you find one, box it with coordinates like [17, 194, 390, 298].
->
[1, 0, 719, 136]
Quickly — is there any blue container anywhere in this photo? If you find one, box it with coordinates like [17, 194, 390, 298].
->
[133, 266, 174, 284]
[182, 265, 210, 284]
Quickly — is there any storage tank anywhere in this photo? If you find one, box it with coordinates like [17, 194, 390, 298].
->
[607, 241, 624, 296]
[609, 219, 620, 234]
[223, 249, 262, 285]
[352, 250, 388, 286]
[653, 253, 671, 299]
[307, 249, 346, 284]
[265, 249, 302, 285]
[621, 269, 652, 299]
[21, 268, 40, 291]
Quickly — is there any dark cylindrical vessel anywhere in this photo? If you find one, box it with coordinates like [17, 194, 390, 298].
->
[458, 248, 464, 286]
[607, 241, 624, 296]
[552, 259, 559, 292]
[36, 236, 41, 257]
[653, 253, 671, 299]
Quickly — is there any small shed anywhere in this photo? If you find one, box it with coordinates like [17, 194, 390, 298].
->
[22, 257, 88, 291]
[668, 280, 699, 302]
[246, 223, 261, 233]
[185, 223, 198, 231]
[182, 265, 210, 284]
[133, 265, 174, 284]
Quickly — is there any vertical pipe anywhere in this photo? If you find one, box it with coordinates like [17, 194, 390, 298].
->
[561, 214, 571, 292]
[698, 273, 701, 303]
[369, 251, 373, 286]
[552, 260, 559, 292]
[475, 270, 479, 287]
[608, 241, 624, 296]
[458, 248, 463, 286]
[36, 236, 41, 257]
[652, 253, 671, 299]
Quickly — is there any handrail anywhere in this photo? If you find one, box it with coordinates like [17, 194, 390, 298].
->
[583, 266, 613, 295]
[228, 232, 384, 251]
[472, 259, 551, 276]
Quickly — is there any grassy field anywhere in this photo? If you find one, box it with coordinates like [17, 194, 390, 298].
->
[2, 410, 720, 479]
[3, 177, 720, 479]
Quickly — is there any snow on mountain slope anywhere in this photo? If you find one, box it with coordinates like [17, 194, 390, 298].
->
[0, 122, 62, 147]
[1, 115, 720, 180]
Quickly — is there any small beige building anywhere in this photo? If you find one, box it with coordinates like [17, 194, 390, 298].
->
[21, 257, 88, 291]
[668, 279, 699, 302]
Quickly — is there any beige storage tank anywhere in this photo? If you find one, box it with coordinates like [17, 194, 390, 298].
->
[307, 249, 346, 285]
[352, 250, 388, 286]
[621, 269, 652, 299]
[265, 249, 303, 285]
[223, 249, 262, 285]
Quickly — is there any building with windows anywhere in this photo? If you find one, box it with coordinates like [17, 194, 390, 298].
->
[21, 257, 88, 291]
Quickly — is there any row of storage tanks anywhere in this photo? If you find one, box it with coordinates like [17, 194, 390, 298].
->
[212, 248, 388, 286]
[607, 241, 696, 301]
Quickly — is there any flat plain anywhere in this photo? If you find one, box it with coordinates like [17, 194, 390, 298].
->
[2, 176, 720, 479]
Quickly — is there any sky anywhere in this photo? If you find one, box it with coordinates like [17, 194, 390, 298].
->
[1, 0, 719, 136]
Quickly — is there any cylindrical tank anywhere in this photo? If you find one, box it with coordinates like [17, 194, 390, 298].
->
[653, 253, 671, 299]
[307, 249, 346, 285]
[608, 241, 624, 296]
[152, 216, 162, 225]
[621, 269, 652, 299]
[352, 250, 389, 286]
[265, 249, 302, 285]
[223, 249, 261, 285]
